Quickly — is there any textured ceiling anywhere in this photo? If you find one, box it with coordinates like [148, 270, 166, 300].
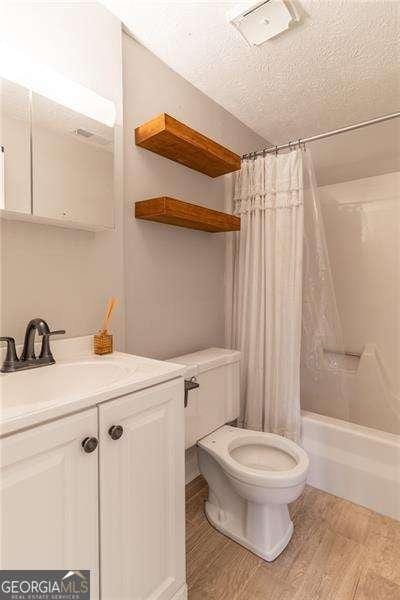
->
[101, 0, 400, 147]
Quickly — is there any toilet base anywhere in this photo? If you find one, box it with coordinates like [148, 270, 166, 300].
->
[204, 500, 294, 562]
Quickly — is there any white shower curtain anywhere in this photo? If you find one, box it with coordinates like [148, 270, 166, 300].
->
[230, 149, 304, 441]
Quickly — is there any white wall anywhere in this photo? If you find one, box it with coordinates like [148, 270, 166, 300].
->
[0, 1, 125, 346]
[123, 34, 265, 359]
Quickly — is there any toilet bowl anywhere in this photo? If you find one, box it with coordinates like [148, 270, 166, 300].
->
[198, 425, 309, 561]
[170, 347, 309, 562]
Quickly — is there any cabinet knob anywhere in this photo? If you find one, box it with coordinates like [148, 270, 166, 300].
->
[81, 436, 98, 453]
[108, 425, 123, 440]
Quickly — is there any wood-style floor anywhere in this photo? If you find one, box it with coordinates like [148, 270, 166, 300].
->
[186, 476, 400, 600]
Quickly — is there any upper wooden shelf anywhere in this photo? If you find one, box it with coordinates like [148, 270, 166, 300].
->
[135, 197, 240, 233]
[134, 113, 241, 178]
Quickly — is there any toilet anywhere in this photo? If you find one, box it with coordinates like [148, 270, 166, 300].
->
[172, 347, 309, 562]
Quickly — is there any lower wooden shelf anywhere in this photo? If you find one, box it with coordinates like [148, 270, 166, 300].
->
[135, 197, 240, 233]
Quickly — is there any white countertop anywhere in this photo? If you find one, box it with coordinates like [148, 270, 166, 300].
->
[0, 336, 185, 436]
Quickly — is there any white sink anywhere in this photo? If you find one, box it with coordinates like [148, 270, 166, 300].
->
[1, 359, 135, 408]
[0, 346, 185, 435]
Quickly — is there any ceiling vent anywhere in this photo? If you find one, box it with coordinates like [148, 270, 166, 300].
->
[74, 128, 93, 138]
[72, 129, 112, 146]
[228, 0, 298, 46]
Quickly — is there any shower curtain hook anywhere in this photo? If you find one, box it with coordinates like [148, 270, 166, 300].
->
[297, 138, 302, 150]
[274, 145, 278, 156]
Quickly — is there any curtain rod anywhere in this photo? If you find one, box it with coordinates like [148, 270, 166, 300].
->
[242, 111, 400, 158]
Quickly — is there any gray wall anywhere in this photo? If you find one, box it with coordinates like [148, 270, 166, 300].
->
[0, 3, 125, 347]
[0, 14, 266, 356]
[123, 34, 265, 359]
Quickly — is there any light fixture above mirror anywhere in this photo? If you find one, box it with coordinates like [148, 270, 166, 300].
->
[0, 43, 116, 126]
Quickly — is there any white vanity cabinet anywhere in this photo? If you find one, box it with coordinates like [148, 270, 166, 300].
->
[99, 378, 186, 600]
[0, 377, 186, 600]
[0, 409, 100, 596]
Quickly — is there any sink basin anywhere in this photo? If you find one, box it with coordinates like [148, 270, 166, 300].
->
[0, 344, 185, 436]
[0, 359, 135, 409]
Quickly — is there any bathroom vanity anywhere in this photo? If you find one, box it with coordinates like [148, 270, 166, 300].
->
[0, 337, 187, 600]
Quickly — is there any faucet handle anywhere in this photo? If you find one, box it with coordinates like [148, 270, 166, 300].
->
[0, 337, 19, 371]
[41, 330, 66, 337]
[39, 329, 66, 361]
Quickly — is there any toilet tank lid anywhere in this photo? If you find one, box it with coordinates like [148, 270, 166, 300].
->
[170, 347, 241, 374]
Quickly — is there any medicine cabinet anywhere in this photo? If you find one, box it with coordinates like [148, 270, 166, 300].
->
[0, 77, 115, 231]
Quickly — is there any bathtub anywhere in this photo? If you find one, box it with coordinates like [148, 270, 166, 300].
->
[302, 410, 400, 520]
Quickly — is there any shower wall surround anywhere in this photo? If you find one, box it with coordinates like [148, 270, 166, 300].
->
[301, 171, 400, 434]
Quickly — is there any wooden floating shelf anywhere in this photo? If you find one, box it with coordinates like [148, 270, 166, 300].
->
[135, 197, 240, 233]
[135, 113, 241, 178]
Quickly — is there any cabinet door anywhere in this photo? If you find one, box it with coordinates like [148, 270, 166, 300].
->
[0, 409, 99, 598]
[99, 379, 186, 600]
[0, 78, 31, 213]
[31, 93, 114, 229]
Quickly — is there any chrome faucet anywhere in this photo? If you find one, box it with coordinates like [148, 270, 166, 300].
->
[0, 318, 65, 373]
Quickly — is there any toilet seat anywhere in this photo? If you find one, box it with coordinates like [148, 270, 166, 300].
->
[198, 425, 309, 489]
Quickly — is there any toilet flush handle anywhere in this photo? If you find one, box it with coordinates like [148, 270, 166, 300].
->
[184, 377, 199, 408]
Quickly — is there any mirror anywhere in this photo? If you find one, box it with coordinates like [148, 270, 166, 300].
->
[0, 78, 31, 214]
[0, 76, 115, 230]
[31, 93, 114, 228]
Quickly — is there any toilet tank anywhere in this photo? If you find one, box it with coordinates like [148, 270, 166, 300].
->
[170, 348, 241, 449]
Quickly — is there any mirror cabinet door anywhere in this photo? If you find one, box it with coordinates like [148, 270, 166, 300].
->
[31, 93, 114, 228]
[0, 78, 31, 214]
